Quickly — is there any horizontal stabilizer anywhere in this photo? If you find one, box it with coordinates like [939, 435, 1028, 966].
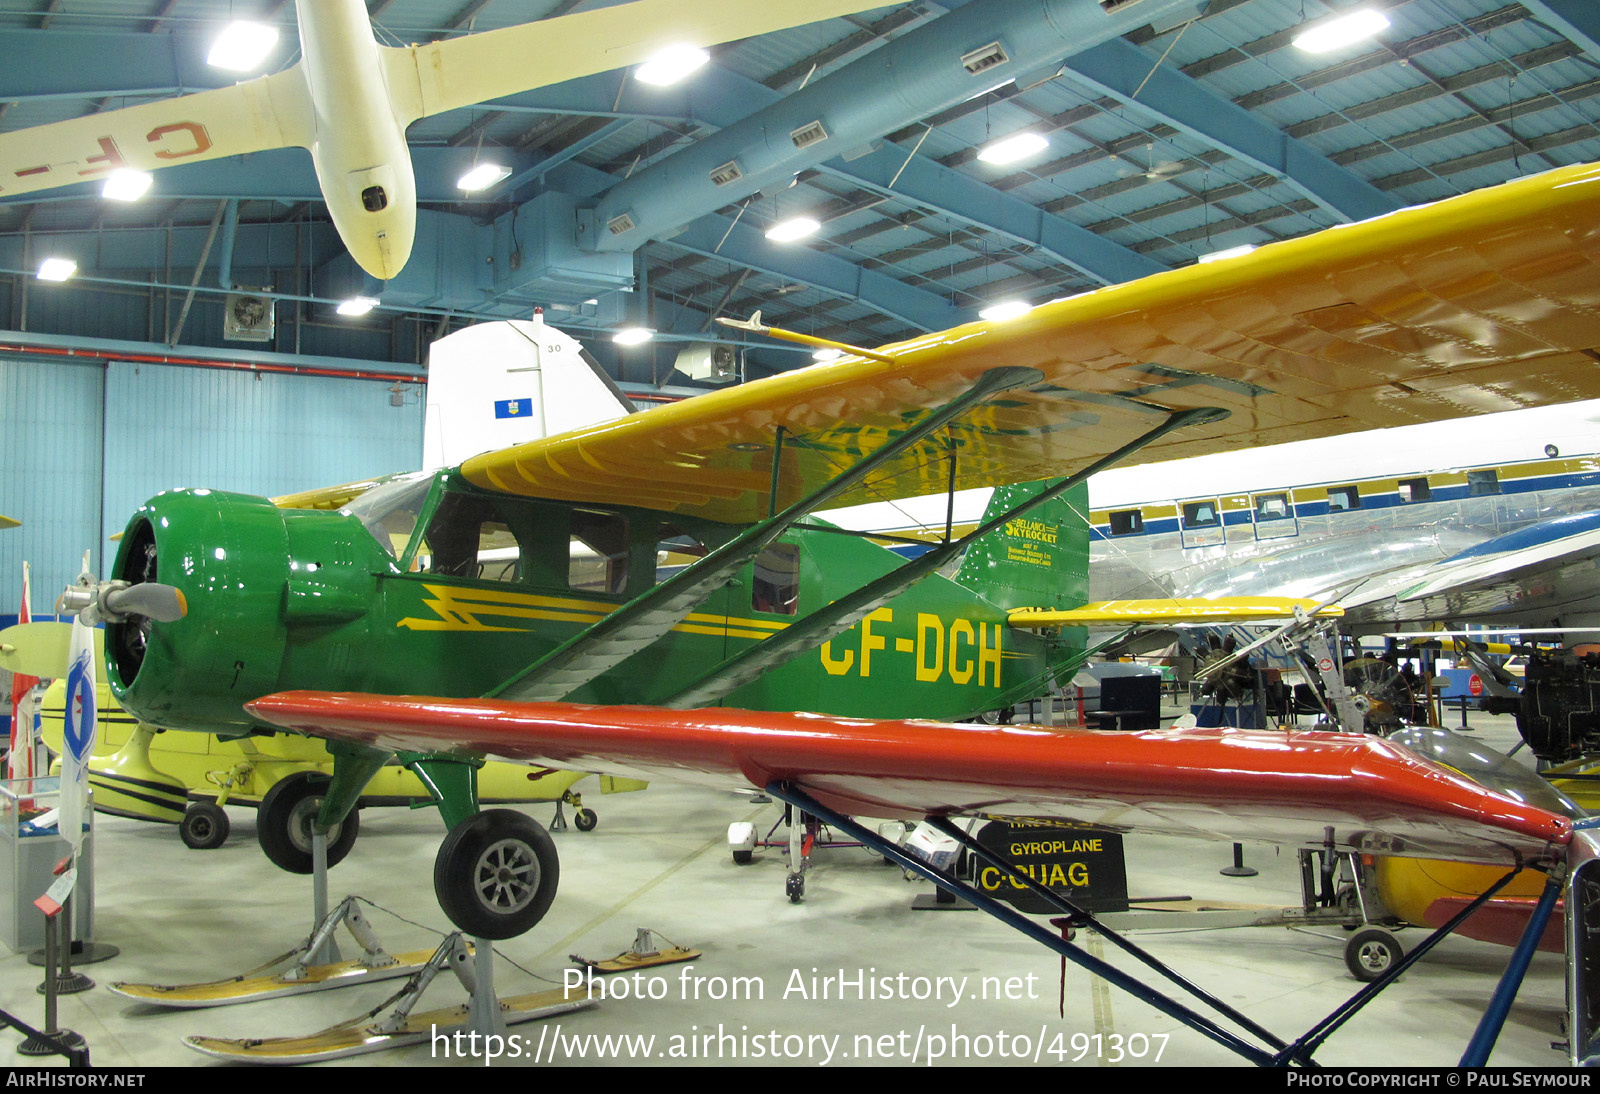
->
[1009, 598, 1344, 628]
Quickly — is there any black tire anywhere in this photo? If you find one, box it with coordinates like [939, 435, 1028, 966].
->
[785, 872, 804, 904]
[732, 849, 753, 865]
[1344, 926, 1404, 982]
[573, 807, 598, 832]
[256, 772, 360, 874]
[434, 809, 559, 940]
[180, 802, 230, 850]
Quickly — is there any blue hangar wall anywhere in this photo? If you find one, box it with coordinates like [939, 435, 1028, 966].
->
[0, 354, 425, 619]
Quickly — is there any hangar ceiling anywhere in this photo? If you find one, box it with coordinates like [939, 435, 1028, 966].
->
[1, 0, 1599, 387]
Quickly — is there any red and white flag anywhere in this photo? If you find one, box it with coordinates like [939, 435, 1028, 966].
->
[7, 561, 38, 786]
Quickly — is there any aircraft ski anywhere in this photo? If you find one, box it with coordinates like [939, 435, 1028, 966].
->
[109, 895, 452, 1008]
[181, 932, 595, 1064]
[184, 988, 593, 1064]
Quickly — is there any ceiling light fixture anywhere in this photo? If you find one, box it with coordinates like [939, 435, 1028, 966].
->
[102, 169, 153, 202]
[1292, 9, 1390, 53]
[36, 257, 76, 282]
[613, 327, 654, 346]
[1197, 243, 1257, 264]
[207, 21, 280, 72]
[765, 216, 820, 243]
[457, 163, 512, 191]
[635, 44, 710, 86]
[337, 296, 379, 317]
[977, 132, 1049, 165]
[979, 300, 1033, 321]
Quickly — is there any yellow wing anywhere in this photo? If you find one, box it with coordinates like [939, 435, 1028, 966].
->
[0, 69, 311, 200]
[1009, 599, 1343, 628]
[462, 162, 1600, 524]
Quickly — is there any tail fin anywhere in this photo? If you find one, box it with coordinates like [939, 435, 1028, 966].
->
[954, 480, 1089, 612]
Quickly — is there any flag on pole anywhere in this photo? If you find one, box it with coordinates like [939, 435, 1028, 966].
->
[7, 561, 38, 788]
[59, 562, 97, 857]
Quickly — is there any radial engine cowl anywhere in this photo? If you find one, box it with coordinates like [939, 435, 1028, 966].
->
[106, 488, 382, 732]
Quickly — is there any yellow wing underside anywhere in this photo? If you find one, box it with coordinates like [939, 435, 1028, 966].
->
[462, 162, 1600, 525]
[1009, 598, 1344, 628]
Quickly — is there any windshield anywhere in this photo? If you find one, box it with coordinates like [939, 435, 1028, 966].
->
[342, 471, 436, 559]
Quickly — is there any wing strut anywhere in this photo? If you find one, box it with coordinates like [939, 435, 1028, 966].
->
[487, 366, 1044, 703]
[664, 405, 1227, 710]
[770, 781, 1543, 1067]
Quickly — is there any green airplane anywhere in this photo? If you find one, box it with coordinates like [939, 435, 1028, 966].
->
[90, 362, 1205, 938]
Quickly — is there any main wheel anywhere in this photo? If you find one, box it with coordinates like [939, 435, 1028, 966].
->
[256, 772, 360, 874]
[180, 802, 230, 850]
[1344, 926, 1404, 982]
[434, 809, 559, 940]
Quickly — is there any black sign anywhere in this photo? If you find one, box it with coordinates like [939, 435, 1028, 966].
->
[973, 820, 1128, 914]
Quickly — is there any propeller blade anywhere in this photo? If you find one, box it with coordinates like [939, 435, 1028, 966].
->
[103, 583, 187, 622]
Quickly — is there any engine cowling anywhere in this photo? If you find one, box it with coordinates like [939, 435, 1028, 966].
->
[106, 489, 388, 732]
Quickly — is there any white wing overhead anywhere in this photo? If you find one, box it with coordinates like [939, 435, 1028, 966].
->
[0, 68, 312, 199]
[385, 0, 899, 125]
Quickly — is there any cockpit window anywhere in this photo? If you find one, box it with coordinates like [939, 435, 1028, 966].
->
[342, 472, 434, 559]
[570, 509, 630, 594]
[415, 491, 524, 582]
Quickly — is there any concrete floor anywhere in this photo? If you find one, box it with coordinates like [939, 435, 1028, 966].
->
[0, 713, 1574, 1069]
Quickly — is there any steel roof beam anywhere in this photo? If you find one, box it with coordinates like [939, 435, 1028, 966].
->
[1059, 37, 1400, 223]
[1517, 1, 1600, 63]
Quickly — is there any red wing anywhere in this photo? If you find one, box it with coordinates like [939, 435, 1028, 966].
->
[248, 692, 1569, 867]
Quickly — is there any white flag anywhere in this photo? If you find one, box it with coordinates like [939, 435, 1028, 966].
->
[58, 612, 97, 856]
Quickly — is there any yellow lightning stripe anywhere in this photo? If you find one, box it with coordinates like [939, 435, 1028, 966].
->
[398, 585, 796, 640]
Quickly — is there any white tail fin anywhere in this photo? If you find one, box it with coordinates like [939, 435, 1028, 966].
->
[423, 311, 635, 472]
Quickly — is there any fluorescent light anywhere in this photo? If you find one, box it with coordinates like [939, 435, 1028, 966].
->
[207, 21, 279, 72]
[36, 257, 76, 282]
[1198, 243, 1257, 264]
[979, 300, 1033, 322]
[613, 327, 654, 346]
[765, 217, 820, 243]
[1292, 9, 1390, 53]
[977, 132, 1049, 165]
[102, 169, 153, 202]
[457, 163, 511, 191]
[635, 44, 710, 86]
[337, 296, 379, 317]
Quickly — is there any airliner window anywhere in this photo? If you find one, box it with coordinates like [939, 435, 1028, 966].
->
[1254, 493, 1291, 521]
[655, 524, 708, 584]
[1181, 501, 1220, 529]
[752, 543, 800, 616]
[1469, 469, 1501, 496]
[569, 509, 630, 594]
[416, 492, 522, 582]
[1399, 477, 1431, 503]
[1328, 485, 1361, 511]
[1108, 509, 1143, 536]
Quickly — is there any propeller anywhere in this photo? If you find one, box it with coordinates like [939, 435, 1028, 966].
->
[56, 578, 187, 625]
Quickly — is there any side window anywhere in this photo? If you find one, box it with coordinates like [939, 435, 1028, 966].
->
[752, 542, 800, 616]
[415, 492, 523, 582]
[569, 509, 630, 594]
[655, 524, 708, 584]
[1253, 493, 1291, 521]
[1328, 485, 1361, 511]
[1181, 500, 1220, 529]
[1398, 477, 1431, 503]
[1468, 469, 1501, 496]
[1108, 509, 1143, 536]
